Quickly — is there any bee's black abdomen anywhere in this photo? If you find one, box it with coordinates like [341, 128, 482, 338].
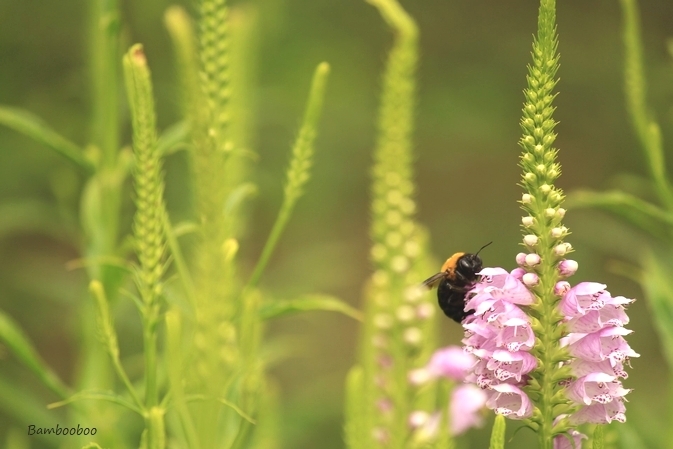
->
[437, 279, 474, 323]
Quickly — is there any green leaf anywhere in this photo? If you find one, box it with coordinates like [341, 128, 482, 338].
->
[489, 415, 506, 449]
[48, 389, 143, 415]
[640, 251, 673, 370]
[0, 200, 73, 243]
[259, 295, 363, 321]
[0, 309, 70, 399]
[157, 121, 189, 156]
[0, 106, 94, 172]
[593, 425, 604, 449]
[0, 374, 58, 433]
[566, 189, 673, 240]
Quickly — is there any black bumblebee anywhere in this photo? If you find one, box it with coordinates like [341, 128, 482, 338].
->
[423, 242, 492, 323]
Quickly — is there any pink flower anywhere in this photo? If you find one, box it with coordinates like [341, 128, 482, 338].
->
[426, 346, 476, 381]
[485, 383, 533, 419]
[553, 429, 587, 449]
[461, 267, 535, 419]
[560, 282, 637, 427]
[450, 384, 487, 435]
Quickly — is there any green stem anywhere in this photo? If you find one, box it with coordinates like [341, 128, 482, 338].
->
[243, 62, 329, 293]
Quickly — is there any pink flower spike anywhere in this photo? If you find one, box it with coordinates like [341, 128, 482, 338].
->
[450, 384, 487, 435]
[426, 346, 476, 381]
[486, 383, 533, 419]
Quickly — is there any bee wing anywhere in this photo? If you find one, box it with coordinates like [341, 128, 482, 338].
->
[422, 272, 445, 289]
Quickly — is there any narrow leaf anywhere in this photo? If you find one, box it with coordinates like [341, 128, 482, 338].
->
[593, 425, 604, 449]
[640, 251, 673, 370]
[0, 106, 93, 172]
[489, 415, 506, 449]
[566, 189, 673, 240]
[157, 121, 189, 156]
[0, 309, 70, 398]
[47, 389, 143, 415]
[259, 295, 363, 321]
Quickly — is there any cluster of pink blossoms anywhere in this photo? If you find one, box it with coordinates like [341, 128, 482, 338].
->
[461, 267, 537, 419]
[557, 281, 638, 425]
[459, 259, 638, 445]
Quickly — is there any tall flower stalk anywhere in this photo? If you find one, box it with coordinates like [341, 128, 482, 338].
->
[460, 1, 638, 447]
[346, 1, 439, 448]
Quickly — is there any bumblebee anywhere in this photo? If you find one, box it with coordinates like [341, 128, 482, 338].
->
[423, 242, 492, 323]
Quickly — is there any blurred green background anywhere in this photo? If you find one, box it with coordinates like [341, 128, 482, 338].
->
[1, 0, 673, 447]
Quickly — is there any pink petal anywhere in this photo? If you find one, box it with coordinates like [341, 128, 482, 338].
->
[450, 384, 487, 435]
[486, 383, 533, 419]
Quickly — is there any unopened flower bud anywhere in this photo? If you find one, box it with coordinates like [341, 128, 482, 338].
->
[554, 242, 572, 256]
[536, 164, 546, 174]
[545, 208, 556, 218]
[525, 172, 537, 182]
[524, 234, 539, 246]
[556, 208, 566, 218]
[522, 194, 533, 204]
[522, 216, 534, 227]
[525, 253, 541, 266]
[523, 273, 539, 287]
[516, 252, 527, 265]
[554, 281, 571, 296]
[534, 144, 544, 154]
[558, 259, 578, 277]
[551, 227, 564, 238]
[540, 184, 551, 194]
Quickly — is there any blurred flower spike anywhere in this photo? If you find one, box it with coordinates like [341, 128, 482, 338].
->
[408, 346, 488, 439]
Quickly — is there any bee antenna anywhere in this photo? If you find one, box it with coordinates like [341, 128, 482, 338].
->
[475, 241, 493, 256]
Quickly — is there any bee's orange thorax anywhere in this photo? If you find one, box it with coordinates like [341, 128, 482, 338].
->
[440, 252, 465, 279]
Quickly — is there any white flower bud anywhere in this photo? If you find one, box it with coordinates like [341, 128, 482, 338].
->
[523, 273, 539, 287]
[524, 234, 539, 246]
[525, 253, 541, 266]
[522, 216, 535, 227]
[522, 193, 533, 204]
[545, 208, 556, 218]
[540, 184, 551, 194]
